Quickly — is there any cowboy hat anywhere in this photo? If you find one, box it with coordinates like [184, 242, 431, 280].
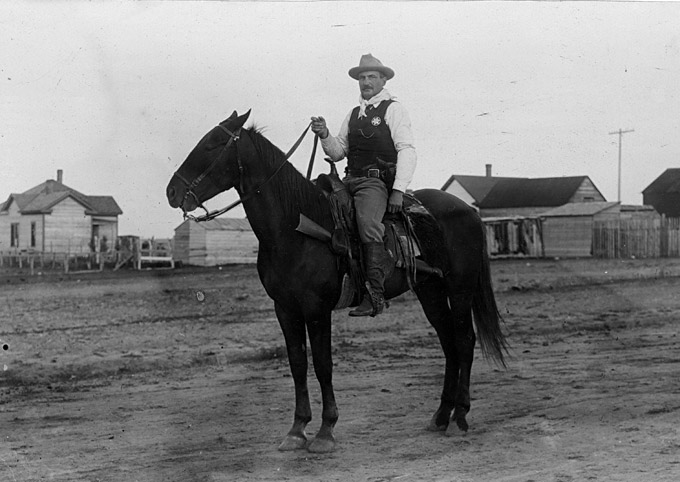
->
[348, 54, 395, 80]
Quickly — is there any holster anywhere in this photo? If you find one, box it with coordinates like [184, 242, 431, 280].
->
[376, 158, 396, 192]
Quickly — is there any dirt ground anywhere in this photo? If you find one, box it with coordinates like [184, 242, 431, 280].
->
[1, 258, 679, 482]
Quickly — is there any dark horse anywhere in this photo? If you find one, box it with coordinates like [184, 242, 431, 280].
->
[166, 111, 508, 453]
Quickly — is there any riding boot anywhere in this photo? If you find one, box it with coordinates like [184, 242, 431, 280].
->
[349, 242, 394, 317]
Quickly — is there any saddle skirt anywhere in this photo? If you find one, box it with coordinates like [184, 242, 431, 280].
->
[305, 167, 441, 310]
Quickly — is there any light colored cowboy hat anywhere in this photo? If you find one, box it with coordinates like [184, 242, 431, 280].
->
[348, 54, 395, 80]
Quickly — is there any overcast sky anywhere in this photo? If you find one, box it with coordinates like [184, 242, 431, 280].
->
[2, 1, 679, 238]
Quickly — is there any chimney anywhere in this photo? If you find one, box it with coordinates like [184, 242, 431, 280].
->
[57, 169, 63, 184]
[485, 164, 492, 177]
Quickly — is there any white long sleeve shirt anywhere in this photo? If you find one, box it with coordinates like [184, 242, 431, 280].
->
[320, 89, 417, 193]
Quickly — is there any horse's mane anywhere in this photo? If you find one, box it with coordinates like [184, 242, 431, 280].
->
[246, 127, 330, 227]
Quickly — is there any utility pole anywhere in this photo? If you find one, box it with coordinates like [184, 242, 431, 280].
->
[608, 128, 634, 202]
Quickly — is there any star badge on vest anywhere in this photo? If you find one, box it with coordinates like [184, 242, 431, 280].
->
[371, 116, 382, 126]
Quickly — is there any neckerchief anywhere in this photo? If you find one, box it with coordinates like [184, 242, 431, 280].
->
[358, 89, 395, 119]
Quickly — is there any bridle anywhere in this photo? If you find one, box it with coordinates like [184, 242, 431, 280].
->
[174, 124, 241, 220]
[174, 121, 316, 222]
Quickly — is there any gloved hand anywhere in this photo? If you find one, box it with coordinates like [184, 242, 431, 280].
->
[387, 190, 404, 213]
[310, 116, 329, 139]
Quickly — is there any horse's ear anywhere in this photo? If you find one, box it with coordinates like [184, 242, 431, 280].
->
[235, 109, 251, 129]
[221, 111, 239, 124]
[221, 110, 250, 128]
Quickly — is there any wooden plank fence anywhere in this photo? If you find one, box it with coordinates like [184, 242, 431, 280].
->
[593, 216, 680, 259]
[0, 240, 174, 275]
[0, 251, 108, 274]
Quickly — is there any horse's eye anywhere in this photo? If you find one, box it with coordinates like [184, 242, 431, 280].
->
[205, 140, 224, 152]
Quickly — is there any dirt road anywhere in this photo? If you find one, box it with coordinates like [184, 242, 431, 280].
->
[1, 259, 679, 481]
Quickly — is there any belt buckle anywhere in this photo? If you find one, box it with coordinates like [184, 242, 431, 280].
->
[367, 168, 380, 178]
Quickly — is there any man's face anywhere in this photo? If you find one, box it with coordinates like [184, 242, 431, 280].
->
[357, 71, 386, 100]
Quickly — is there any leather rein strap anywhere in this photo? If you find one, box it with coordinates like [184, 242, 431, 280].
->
[183, 121, 317, 222]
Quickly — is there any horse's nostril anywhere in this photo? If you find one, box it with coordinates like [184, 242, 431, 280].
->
[167, 185, 175, 200]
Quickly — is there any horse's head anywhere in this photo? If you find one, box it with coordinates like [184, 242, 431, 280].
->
[166, 110, 251, 214]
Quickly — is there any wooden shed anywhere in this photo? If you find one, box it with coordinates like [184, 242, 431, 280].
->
[540, 202, 620, 258]
[173, 218, 258, 266]
[0, 170, 121, 254]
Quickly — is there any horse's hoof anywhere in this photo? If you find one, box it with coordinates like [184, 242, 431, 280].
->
[306, 435, 336, 453]
[456, 416, 469, 432]
[426, 412, 450, 432]
[446, 416, 469, 436]
[426, 420, 448, 432]
[278, 434, 307, 451]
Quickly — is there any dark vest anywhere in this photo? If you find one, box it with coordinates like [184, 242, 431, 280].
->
[347, 100, 398, 171]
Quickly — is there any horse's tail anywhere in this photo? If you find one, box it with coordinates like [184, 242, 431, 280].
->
[471, 225, 509, 368]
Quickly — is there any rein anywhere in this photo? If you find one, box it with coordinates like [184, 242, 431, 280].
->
[181, 121, 317, 222]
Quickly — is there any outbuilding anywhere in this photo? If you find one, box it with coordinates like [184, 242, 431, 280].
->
[540, 202, 620, 258]
[173, 217, 258, 266]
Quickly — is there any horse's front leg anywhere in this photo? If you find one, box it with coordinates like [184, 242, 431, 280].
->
[305, 310, 338, 453]
[275, 303, 312, 451]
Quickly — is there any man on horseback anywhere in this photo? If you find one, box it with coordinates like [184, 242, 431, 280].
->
[311, 54, 418, 317]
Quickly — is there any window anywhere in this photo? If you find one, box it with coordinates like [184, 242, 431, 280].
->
[31, 222, 36, 248]
[10, 223, 19, 247]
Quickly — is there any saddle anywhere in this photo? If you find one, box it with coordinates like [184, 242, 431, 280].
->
[296, 162, 442, 309]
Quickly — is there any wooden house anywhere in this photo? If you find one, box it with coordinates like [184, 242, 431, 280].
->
[0, 170, 122, 253]
[477, 176, 606, 218]
[642, 168, 680, 217]
[173, 217, 258, 266]
[441, 165, 607, 217]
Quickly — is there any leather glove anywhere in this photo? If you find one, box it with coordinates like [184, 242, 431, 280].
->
[387, 190, 404, 213]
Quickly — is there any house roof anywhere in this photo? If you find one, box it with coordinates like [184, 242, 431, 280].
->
[21, 191, 92, 213]
[1, 193, 36, 212]
[0, 179, 122, 216]
[620, 204, 656, 213]
[540, 201, 620, 217]
[477, 176, 594, 208]
[642, 168, 680, 194]
[441, 174, 520, 203]
[85, 196, 123, 216]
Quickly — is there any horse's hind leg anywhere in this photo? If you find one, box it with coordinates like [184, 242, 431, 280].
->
[275, 303, 312, 451]
[448, 291, 476, 433]
[415, 279, 476, 434]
